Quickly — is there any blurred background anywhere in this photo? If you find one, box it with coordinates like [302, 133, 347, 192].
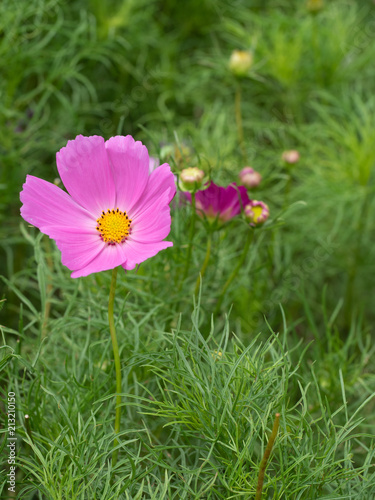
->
[1, 0, 375, 333]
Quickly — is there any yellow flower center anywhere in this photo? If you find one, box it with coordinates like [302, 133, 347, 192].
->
[251, 205, 263, 222]
[96, 209, 132, 244]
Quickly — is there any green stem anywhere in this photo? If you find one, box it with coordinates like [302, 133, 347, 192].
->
[344, 188, 370, 325]
[311, 15, 320, 85]
[183, 192, 196, 281]
[108, 266, 122, 467]
[195, 232, 212, 297]
[214, 230, 254, 314]
[255, 413, 280, 500]
[235, 84, 246, 163]
[41, 237, 53, 339]
[283, 168, 293, 210]
[24, 414, 34, 444]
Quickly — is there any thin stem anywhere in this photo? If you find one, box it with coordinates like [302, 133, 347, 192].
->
[41, 237, 53, 339]
[255, 413, 280, 500]
[108, 266, 122, 467]
[235, 84, 246, 163]
[283, 166, 293, 210]
[214, 230, 253, 314]
[24, 415, 34, 444]
[182, 192, 196, 281]
[311, 15, 321, 85]
[195, 232, 212, 297]
[344, 187, 370, 325]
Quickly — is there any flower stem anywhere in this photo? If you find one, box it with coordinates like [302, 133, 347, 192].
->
[108, 266, 122, 467]
[183, 192, 196, 281]
[214, 230, 254, 314]
[344, 188, 370, 326]
[41, 237, 53, 339]
[255, 413, 280, 500]
[24, 414, 34, 444]
[195, 232, 212, 297]
[235, 84, 246, 163]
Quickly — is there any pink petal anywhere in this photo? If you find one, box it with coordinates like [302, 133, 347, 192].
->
[121, 240, 173, 270]
[56, 135, 116, 216]
[52, 229, 105, 271]
[105, 135, 150, 212]
[20, 175, 96, 235]
[129, 192, 172, 243]
[130, 163, 176, 219]
[70, 243, 128, 278]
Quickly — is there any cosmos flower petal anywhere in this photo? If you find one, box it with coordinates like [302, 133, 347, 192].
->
[20, 175, 95, 235]
[105, 135, 149, 212]
[131, 207, 172, 243]
[130, 163, 176, 218]
[52, 229, 105, 271]
[129, 190, 171, 243]
[70, 244, 128, 278]
[121, 240, 173, 270]
[56, 135, 116, 215]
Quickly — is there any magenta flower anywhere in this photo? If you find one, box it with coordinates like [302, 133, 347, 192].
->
[185, 181, 250, 224]
[20, 135, 176, 278]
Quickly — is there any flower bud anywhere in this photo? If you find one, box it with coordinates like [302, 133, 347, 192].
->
[245, 201, 269, 226]
[282, 150, 300, 165]
[179, 167, 205, 192]
[306, 0, 324, 13]
[239, 167, 262, 188]
[229, 50, 253, 77]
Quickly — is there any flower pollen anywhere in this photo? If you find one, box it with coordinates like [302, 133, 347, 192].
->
[96, 208, 132, 244]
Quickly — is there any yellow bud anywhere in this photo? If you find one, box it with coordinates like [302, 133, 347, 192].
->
[229, 50, 253, 77]
[306, 0, 324, 13]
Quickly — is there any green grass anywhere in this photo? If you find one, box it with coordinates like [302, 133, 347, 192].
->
[1, 0, 375, 498]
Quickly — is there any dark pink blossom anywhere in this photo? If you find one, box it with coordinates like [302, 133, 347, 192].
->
[185, 181, 250, 224]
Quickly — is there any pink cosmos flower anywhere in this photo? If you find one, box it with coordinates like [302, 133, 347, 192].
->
[20, 135, 176, 278]
[185, 181, 250, 224]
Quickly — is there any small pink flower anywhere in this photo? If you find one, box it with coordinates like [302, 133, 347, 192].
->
[239, 167, 262, 188]
[244, 201, 269, 226]
[282, 150, 300, 164]
[20, 135, 176, 278]
[185, 181, 250, 224]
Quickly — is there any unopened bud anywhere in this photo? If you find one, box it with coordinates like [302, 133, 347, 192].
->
[245, 201, 269, 226]
[179, 167, 205, 192]
[306, 0, 324, 13]
[239, 167, 262, 188]
[282, 150, 300, 165]
[229, 50, 253, 77]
